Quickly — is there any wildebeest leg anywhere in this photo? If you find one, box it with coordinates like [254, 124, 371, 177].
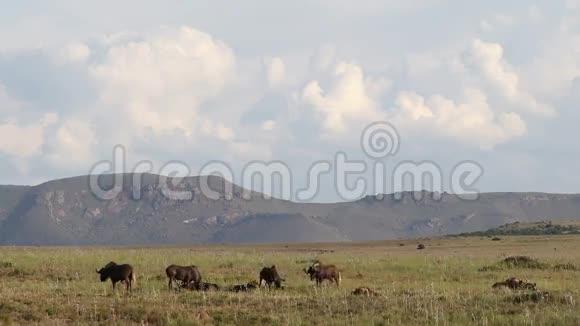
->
[112, 280, 116, 291]
[168, 277, 173, 291]
[126, 278, 131, 292]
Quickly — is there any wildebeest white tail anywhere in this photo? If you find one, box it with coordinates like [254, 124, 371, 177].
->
[131, 272, 136, 286]
[337, 272, 342, 286]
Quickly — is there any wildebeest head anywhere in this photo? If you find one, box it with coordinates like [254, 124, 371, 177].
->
[304, 262, 320, 280]
[96, 262, 117, 282]
[304, 266, 314, 279]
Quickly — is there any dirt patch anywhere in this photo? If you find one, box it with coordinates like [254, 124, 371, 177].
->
[510, 291, 553, 304]
[509, 291, 575, 305]
[553, 263, 579, 271]
[479, 256, 550, 271]
[0, 263, 33, 279]
[502, 256, 548, 269]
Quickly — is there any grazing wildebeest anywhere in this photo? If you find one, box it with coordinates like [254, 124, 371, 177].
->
[96, 262, 136, 292]
[182, 281, 220, 291]
[304, 261, 341, 287]
[230, 281, 259, 292]
[259, 265, 285, 288]
[492, 277, 536, 290]
[165, 264, 202, 290]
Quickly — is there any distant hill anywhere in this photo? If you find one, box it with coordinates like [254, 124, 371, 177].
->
[0, 173, 580, 245]
[452, 220, 580, 237]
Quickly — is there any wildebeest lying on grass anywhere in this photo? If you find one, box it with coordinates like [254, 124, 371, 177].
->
[352, 287, 380, 296]
[166, 264, 201, 290]
[492, 277, 537, 290]
[229, 281, 259, 292]
[304, 261, 341, 287]
[182, 281, 220, 291]
[96, 262, 136, 292]
[259, 265, 285, 288]
[197, 282, 220, 291]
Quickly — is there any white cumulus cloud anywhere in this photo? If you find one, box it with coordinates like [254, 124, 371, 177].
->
[302, 62, 385, 135]
[0, 86, 58, 158]
[89, 26, 236, 135]
[393, 88, 526, 149]
[470, 39, 554, 116]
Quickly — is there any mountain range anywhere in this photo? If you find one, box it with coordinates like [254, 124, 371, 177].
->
[0, 173, 579, 245]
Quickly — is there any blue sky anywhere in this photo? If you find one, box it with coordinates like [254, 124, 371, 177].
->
[0, 0, 579, 201]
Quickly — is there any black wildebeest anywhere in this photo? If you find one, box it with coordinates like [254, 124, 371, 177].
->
[492, 277, 537, 290]
[96, 262, 136, 292]
[182, 281, 220, 291]
[304, 261, 341, 287]
[259, 265, 285, 288]
[196, 282, 220, 291]
[352, 287, 380, 296]
[165, 264, 202, 290]
[230, 281, 259, 292]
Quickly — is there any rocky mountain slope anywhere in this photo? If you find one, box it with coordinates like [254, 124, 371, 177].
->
[0, 174, 579, 245]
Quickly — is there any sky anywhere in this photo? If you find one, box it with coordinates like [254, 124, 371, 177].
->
[0, 0, 579, 202]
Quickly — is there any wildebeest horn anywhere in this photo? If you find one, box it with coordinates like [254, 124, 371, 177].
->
[95, 268, 99, 273]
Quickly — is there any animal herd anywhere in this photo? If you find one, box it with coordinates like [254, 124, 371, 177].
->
[95, 261, 541, 297]
[95, 260, 340, 293]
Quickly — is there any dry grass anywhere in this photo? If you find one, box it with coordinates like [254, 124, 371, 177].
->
[0, 235, 579, 325]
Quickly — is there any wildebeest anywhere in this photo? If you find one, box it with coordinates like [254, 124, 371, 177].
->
[96, 262, 136, 292]
[259, 265, 285, 288]
[352, 287, 380, 296]
[182, 281, 220, 291]
[492, 277, 536, 290]
[304, 261, 341, 287]
[197, 282, 220, 291]
[230, 281, 259, 292]
[165, 264, 202, 290]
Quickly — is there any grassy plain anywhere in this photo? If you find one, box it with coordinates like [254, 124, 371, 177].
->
[0, 235, 579, 325]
